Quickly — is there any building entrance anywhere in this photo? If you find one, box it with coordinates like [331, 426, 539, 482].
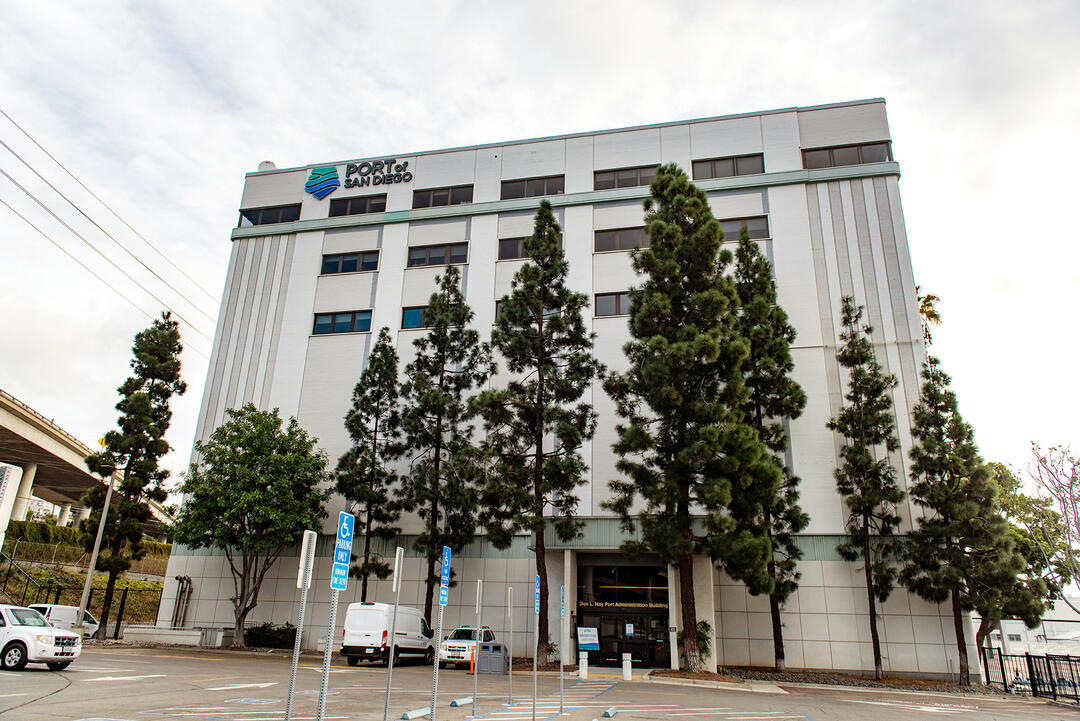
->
[576, 559, 669, 667]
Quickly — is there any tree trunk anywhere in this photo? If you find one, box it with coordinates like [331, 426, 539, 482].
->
[536, 527, 549, 664]
[94, 570, 118, 641]
[975, 616, 994, 649]
[862, 516, 883, 680]
[424, 555, 436, 622]
[360, 501, 373, 602]
[678, 552, 702, 672]
[534, 333, 549, 664]
[769, 591, 785, 672]
[951, 588, 970, 685]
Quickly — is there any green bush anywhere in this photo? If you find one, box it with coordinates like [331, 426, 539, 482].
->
[5, 520, 171, 557]
[244, 622, 296, 649]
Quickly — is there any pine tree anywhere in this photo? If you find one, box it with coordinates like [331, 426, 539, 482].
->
[400, 265, 493, 621]
[604, 164, 775, 672]
[475, 200, 603, 662]
[83, 312, 186, 639]
[826, 297, 904, 680]
[336, 327, 404, 602]
[901, 357, 1025, 685]
[726, 229, 808, 671]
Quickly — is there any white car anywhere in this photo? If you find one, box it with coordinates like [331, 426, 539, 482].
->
[438, 626, 495, 668]
[0, 604, 81, 671]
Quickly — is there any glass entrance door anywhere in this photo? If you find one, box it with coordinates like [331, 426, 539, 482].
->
[579, 610, 669, 666]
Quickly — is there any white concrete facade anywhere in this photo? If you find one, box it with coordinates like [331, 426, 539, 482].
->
[162, 99, 976, 677]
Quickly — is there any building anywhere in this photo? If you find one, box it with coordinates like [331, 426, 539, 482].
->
[160, 98, 972, 676]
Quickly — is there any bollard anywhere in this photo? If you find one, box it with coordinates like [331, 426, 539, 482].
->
[579, 651, 589, 680]
[449, 697, 473, 707]
[402, 707, 431, 720]
[603, 706, 618, 718]
[621, 653, 632, 681]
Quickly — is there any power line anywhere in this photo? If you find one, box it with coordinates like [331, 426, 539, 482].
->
[0, 107, 220, 305]
[0, 196, 210, 362]
[0, 168, 215, 345]
[0, 137, 217, 325]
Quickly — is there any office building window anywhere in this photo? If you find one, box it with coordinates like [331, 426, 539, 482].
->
[312, 310, 372, 335]
[401, 306, 433, 329]
[692, 154, 765, 181]
[321, 252, 379, 274]
[497, 235, 563, 260]
[407, 242, 468, 268]
[719, 216, 770, 241]
[413, 185, 473, 209]
[501, 175, 565, 200]
[595, 227, 648, 253]
[238, 204, 301, 227]
[329, 194, 387, 217]
[1007, 634, 1022, 642]
[594, 165, 658, 190]
[802, 142, 892, 169]
[595, 292, 631, 317]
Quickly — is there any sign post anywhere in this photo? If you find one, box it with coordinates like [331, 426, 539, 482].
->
[473, 578, 483, 716]
[382, 546, 405, 721]
[285, 529, 318, 721]
[559, 584, 564, 714]
[316, 512, 354, 721]
[532, 574, 539, 721]
[507, 585, 513, 704]
[430, 546, 451, 721]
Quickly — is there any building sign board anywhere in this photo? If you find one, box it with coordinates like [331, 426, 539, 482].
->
[577, 627, 599, 651]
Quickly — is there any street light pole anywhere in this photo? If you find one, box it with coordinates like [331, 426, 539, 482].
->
[74, 467, 116, 639]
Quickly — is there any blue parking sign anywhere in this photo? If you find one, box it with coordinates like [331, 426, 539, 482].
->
[439, 546, 451, 606]
[534, 575, 540, 613]
[331, 512, 355, 590]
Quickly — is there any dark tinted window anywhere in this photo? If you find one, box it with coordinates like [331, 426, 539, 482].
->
[413, 185, 473, 209]
[595, 292, 630, 316]
[312, 310, 371, 335]
[238, 204, 302, 227]
[499, 237, 525, 260]
[802, 149, 831, 169]
[594, 165, 658, 190]
[406, 243, 469, 268]
[860, 143, 890, 163]
[594, 227, 647, 252]
[501, 175, 564, 200]
[322, 251, 379, 274]
[402, 307, 430, 329]
[719, 216, 770, 241]
[329, 194, 387, 217]
[832, 146, 861, 166]
[692, 154, 764, 181]
[801, 142, 892, 169]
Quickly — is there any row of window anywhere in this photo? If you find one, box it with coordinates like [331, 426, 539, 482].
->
[314, 292, 634, 335]
[319, 217, 769, 274]
[240, 144, 892, 227]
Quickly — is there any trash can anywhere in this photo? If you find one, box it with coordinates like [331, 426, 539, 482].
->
[477, 642, 507, 675]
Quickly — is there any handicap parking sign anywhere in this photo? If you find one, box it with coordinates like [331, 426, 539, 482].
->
[330, 512, 355, 590]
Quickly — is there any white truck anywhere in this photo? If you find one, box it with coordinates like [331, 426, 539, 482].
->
[0, 604, 81, 671]
[438, 626, 496, 669]
[340, 601, 435, 666]
[28, 603, 100, 638]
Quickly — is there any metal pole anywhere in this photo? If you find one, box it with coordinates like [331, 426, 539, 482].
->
[383, 547, 404, 721]
[508, 585, 513, 704]
[75, 470, 115, 637]
[315, 588, 340, 721]
[532, 599, 538, 721]
[286, 530, 317, 721]
[431, 602, 445, 721]
[559, 584, 564, 715]
[473, 579, 483, 716]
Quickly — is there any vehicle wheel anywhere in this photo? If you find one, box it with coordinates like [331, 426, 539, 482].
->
[1, 642, 27, 671]
[424, 648, 435, 665]
[47, 661, 71, 671]
[438, 661, 447, 669]
[391, 647, 401, 666]
[346, 656, 360, 667]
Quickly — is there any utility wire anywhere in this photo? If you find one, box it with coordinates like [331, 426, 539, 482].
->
[0, 197, 210, 362]
[0, 137, 217, 324]
[1, 168, 214, 345]
[0, 107, 220, 305]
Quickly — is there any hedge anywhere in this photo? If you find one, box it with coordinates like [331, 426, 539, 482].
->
[5, 520, 171, 557]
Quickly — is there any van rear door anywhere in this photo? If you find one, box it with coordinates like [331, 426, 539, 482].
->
[343, 604, 389, 648]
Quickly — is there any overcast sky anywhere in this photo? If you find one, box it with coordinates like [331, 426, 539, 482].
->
[1, 1, 1077, 493]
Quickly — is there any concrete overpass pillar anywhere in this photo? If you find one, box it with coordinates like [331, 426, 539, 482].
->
[0, 464, 21, 550]
[10, 462, 37, 522]
[77, 506, 91, 522]
[57, 503, 72, 527]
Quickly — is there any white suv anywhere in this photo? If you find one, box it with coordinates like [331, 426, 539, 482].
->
[0, 604, 81, 671]
[438, 626, 495, 668]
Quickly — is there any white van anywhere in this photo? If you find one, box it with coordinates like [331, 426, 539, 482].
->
[340, 602, 434, 666]
[28, 605, 99, 638]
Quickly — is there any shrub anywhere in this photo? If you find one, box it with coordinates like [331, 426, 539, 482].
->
[244, 622, 296, 649]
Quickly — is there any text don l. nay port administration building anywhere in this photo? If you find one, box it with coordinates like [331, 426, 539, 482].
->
[161, 98, 967, 677]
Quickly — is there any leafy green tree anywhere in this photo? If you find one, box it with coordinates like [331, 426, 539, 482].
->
[475, 200, 603, 662]
[726, 228, 808, 671]
[826, 297, 904, 680]
[174, 404, 329, 646]
[900, 357, 1023, 685]
[604, 164, 775, 672]
[399, 266, 493, 621]
[335, 327, 403, 602]
[83, 312, 186, 640]
[971, 462, 1071, 647]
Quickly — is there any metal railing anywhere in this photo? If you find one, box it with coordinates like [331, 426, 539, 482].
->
[1, 551, 63, 606]
[1, 539, 169, 577]
[981, 646, 1080, 702]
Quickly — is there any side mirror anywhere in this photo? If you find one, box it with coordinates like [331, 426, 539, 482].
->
[442, 635, 448, 640]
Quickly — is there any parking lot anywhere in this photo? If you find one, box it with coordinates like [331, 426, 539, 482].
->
[0, 646, 1065, 721]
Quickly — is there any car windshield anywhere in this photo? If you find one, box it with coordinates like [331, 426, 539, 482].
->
[8, 608, 49, 627]
[447, 629, 478, 641]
